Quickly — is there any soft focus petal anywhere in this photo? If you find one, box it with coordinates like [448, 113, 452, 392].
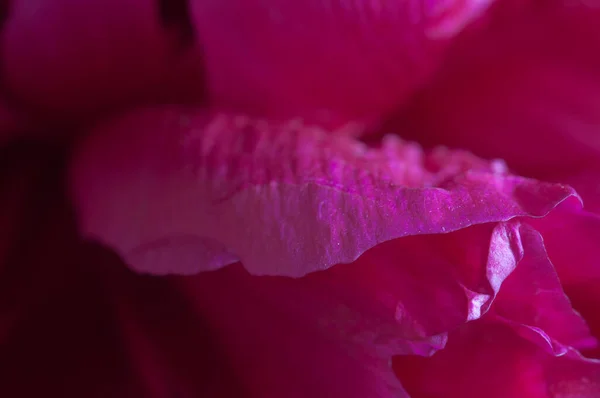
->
[191, 0, 493, 124]
[70, 107, 578, 277]
[0, 143, 62, 340]
[394, 322, 600, 398]
[98, 250, 246, 398]
[0, 143, 143, 396]
[0, 98, 22, 144]
[0, 143, 238, 396]
[182, 263, 412, 398]
[1, 0, 203, 119]
[388, 1, 600, 190]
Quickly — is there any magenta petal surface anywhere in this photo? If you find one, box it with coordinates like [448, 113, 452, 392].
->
[176, 225, 521, 397]
[0, 146, 239, 396]
[490, 222, 596, 354]
[394, 321, 600, 398]
[530, 208, 600, 358]
[393, 219, 600, 397]
[392, 1, 600, 183]
[191, 0, 493, 124]
[1, 0, 202, 117]
[70, 107, 578, 277]
[182, 264, 412, 398]
[175, 219, 593, 397]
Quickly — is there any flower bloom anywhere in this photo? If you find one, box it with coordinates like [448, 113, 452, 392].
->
[1, 0, 600, 397]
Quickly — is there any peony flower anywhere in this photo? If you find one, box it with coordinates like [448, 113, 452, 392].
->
[1, 1, 600, 397]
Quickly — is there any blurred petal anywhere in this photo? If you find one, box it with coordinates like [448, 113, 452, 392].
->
[0, 143, 143, 397]
[70, 107, 578, 277]
[1, 0, 203, 119]
[394, 322, 600, 398]
[182, 263, 412, 398]
[97, 249, 246, 398]
[0, 143, 63, 341]
[389, 1, 600, 186]
[0, 143, 238, 397]
[191, 0, 493, 125]
[0, 98, 22, 144]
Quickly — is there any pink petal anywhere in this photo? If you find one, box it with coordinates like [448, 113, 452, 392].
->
[394, 321, 600, 398]
[0, 144, 513, 397]
[181, 264, 411, 398]
[388, 1, 600, 182]
[96, 199, 568, 398]
[191, 0, 493, 125]
[557, 169, 600, 214]
[0, 147, 237, 396]
[530, 208, 600, 358]
[1, 0, 203, 119]
[489, 222, 597, 354]
[102, 255, 246, 398]
[172, 219, 594, 397]
[70, 107, 578, 277]
[394, 218, 600, 397]
[174, 223, 523, 397]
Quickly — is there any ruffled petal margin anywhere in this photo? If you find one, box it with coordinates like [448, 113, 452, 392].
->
[70, 107, 579, 277]
[393, 221, 600, 397]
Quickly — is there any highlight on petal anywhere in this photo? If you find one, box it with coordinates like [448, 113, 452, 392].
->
[393, 219, 600, 397]
[386, 0, 600, 182]
[174, 223, 522, 398]
[489, 222, 596, 354]
[1, 0, 203, 118]
[172, 217, 593, 397]
[70, 106, 579, 277]
[190, 0, 493, 124]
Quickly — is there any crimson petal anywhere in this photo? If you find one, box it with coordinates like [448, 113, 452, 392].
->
[190, 0, 493, 125]
[70, 107, 578, 277]
[1, 0, 203, 119]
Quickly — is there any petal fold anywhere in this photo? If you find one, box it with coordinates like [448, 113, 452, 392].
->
[70, 107, 578, 277]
